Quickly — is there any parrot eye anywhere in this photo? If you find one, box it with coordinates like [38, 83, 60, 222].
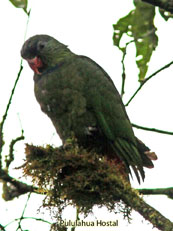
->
[37, 41, 47, 51]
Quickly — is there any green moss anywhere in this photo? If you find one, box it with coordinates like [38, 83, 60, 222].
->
[24, 141, 132, 217]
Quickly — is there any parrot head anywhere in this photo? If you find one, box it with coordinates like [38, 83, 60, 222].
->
[21, 34, 69, 75]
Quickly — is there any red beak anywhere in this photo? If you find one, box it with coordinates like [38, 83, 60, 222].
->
[27, 57, 43, 74]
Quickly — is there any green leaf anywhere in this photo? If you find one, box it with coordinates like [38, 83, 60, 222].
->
[113, 12, 134, 50]
[113, 1, 158, 81]
[9, 0, 28, 14]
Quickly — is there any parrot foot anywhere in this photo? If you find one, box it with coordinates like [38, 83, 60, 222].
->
[63, 137, 78, 151]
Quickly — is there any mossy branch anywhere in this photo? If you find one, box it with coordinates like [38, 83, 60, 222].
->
[122, 188, 173, 231]
[22, 143, 173, 231]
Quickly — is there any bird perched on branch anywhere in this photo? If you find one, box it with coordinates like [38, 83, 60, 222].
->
[21, 34, 157, 183]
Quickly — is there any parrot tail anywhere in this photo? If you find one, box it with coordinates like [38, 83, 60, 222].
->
[136, 137, 157, 169]
[112, 138, 145, 184]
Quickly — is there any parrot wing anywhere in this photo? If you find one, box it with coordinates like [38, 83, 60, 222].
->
[78, 56, 144, 182]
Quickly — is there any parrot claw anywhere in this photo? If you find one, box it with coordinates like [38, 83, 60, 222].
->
[63, 137, 77, 151]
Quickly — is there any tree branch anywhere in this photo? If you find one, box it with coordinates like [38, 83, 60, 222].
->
[125, 60, 173, 106]
[0, 169, 37, 200]
[122, 188, 173, 230]
[138, 187, 173, 199]
[142, 0, 173, 13]
[23, 144, 173, 231]
[132, 123, 173, 135]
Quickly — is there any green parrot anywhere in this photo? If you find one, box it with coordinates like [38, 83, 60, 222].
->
[21, 35, 156, 183]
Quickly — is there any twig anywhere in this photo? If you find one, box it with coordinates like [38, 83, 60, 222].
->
[5, 134, 25, 170]
[23, 9, 31, 42]
[125, 60, 173, 106]
[121, 40, 134, 97]
[17, 113, 24, 134]
[138, 187, 173, 199]
[0, 8, 31, 168]
[4, 113, 25, 169]
[0, 169, 37, 200]
[16, 192, 31, 231]
[5, 216, 51, 229]
[0, 64, 23, 168]
[120, 46, 127, 97]
[0, 64, 23, 138]
[132, 123, 173, 135]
